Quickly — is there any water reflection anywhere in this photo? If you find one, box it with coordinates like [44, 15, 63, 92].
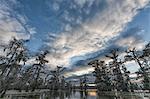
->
[88, 91, 97, 96]
[8, 90, 149, 99]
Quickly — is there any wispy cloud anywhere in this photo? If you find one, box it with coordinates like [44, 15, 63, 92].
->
[0, 0, 35, 44]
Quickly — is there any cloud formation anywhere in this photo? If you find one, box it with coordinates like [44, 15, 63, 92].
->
[0, 0, 35, 44]
[46, 0, 149, 73]
[115, 27, 146, 50]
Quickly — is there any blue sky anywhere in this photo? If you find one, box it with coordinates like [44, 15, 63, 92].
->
[0, 0, 150, 77]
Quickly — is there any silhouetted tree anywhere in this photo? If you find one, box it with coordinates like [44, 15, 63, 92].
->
[0, 38, 29, 97]
[142, 42, 150, 91]
[60, 76, 65, 90]
[125, 45, 150, 91]
[106, 49, 129, 92]
[83, 75, 88, 91]
[66, 81, 72, 90]
[30, 51, 49, 91]
[121, 64, 131, 92]
[48, 66, 65, 90]
[88, 60, 112, 91]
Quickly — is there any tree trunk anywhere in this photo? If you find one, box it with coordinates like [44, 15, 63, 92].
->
[0, 89, 6, 98]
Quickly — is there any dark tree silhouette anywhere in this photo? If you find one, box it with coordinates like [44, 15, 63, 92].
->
[48, 66, 65, 90]
[88, 60, 112, 91]
[0, 38, 29, 97]
[125, 45, 150, 91]
[142, 42, 150, 91]
[106, 49, 130, 92]
[29, 51, 49, 91]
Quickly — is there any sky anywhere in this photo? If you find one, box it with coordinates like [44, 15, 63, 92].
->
[0, 0, 150, 78]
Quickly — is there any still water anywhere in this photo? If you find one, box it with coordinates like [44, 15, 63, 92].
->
[6, 90, 150, 99]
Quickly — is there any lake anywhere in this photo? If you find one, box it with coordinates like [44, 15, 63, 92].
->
[5, 90, 150, 99]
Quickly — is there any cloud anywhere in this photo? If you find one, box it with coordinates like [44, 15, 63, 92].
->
[83, 0, 149, 37]
[115, 27, 146, 50]
[64, 67, 94, 78]
[0, 0, 35, 44]
[74, 0, 95, 8]
[45, 0, 149, 70]
[52, 2, 60, 11]
[115, 36, 145, 50]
